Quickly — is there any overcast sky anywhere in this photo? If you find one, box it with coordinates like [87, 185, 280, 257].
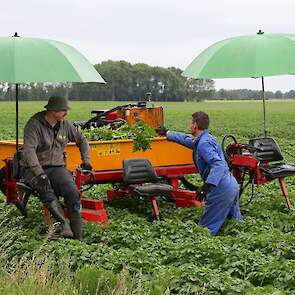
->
[2, 0, 295, 91]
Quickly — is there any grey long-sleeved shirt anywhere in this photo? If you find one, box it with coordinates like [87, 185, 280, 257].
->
[21, 111, 90, 176]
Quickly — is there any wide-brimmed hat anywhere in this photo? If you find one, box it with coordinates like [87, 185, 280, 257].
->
[44, 96, 71, 111]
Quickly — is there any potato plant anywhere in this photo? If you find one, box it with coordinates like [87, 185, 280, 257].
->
[0, 100, 294, 294]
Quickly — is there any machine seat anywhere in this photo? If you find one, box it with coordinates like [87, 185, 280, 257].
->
[134, 183, 173, 197]
[123, 158, 173, 196]
[261, 164, 295, 179]
[122, 158, 173, 221]
[249, 137, 284, 162]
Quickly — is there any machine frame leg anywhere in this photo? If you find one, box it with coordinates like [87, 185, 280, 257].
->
[149, 196, 160, 221]
[279, 177, 292, 210]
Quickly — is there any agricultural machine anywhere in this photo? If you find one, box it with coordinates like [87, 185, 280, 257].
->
[0, 101, 295, 229]
[78, 100, 164, 130]
[222, 135, 295, 209]
[0, 101, 201, 226]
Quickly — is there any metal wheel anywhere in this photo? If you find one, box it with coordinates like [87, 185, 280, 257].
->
[221, 134, 238, 165]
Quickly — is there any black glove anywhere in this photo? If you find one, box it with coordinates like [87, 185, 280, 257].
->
[196, 183, 213, 202]
[80, 162, 93, 171]
[155, 125, 168, 136]
[32, 173, 51, 193]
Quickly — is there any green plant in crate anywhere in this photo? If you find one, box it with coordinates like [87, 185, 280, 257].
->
[81, 120, 156, 152]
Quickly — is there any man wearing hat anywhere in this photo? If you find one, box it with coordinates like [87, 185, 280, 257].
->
[20, 96, 92, 241]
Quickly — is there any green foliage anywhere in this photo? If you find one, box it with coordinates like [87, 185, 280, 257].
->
[0, 100, 295, 294]
[75, 265, 117, 294]
[0, 256, 74, 294]
[0, 60, 216, 102]
[81, 121, 156, 152]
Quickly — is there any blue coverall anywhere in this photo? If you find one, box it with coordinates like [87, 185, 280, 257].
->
[167, 130, 242, 235]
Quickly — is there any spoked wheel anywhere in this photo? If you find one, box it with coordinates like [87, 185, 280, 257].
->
[221, 134, 238, 166]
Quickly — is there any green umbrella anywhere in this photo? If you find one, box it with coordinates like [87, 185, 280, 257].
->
[0, 33, 105, 149]
[183, 30, 295, 136]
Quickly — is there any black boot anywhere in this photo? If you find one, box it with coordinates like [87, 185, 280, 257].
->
[69, 211, 83, 241]
[46, 198, 73, 240]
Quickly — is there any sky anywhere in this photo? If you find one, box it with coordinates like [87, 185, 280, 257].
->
[2, 0, 295, 91]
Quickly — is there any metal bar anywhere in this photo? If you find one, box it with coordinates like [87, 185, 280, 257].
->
[149, 196, 160, 221]
[261, 77, 267, 137]
[278, 177, 292, 210]
[168, 176, 180, 189]
[15, 83, 19, 151]
[77, 165, 197, 186]
[171, 190, 203, 207]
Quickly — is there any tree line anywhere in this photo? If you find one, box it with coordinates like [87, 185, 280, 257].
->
[0, 60, 294, 101]
[214, 89, 294, 100]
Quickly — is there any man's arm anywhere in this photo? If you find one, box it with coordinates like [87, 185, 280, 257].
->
[67, 123, 90, 164]
[22, 121, 44, 176]
[166, 131, 194, 149]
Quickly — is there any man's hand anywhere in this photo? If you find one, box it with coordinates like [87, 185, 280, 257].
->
[155, 125, 168, 136]
[196, 183, 212, 202]
[80, 162, 93, 171]
[32, 173, 51, 193]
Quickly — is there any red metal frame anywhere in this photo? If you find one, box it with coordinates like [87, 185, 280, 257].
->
[3, 158, 19, 204]
[2, 158, 201, 225]
[228, 144, 292, 209]
[75, 164, 203, 220]
[2, 158, 109, 225]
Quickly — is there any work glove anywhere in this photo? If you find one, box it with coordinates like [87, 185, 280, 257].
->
[32, 173, 51, 193]
[196, 183, 213, 202]
[80, 162, 93, 171]
[155, 125, 168, 136]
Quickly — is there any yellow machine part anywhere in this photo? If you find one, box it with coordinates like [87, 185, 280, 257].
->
[117, 106, 163, 128]
[0, 138, 193, 171]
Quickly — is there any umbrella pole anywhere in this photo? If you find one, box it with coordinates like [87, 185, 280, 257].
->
[261, 77, 267, 137]
[15, 83, 19, 151]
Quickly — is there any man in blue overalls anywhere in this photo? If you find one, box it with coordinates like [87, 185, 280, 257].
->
[158, 111, 242, 235]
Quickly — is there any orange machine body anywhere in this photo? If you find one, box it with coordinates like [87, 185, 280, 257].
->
[116, 105, 163, 129]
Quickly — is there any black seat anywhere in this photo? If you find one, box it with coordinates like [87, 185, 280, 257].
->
[261, 164, 295, 178]
[249, 137, 283, 162]
[133, 183, 173, 197]
[123, 158, 172, 194]
[123, 158, 173, 220]
[123, 158, 159, 184]
[249, 137, 295, 179]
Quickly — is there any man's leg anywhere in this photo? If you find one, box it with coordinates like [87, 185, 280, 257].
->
[228, 194, 242, 221]
[21, 167, 73, 239]
[199, 185, 239, 235]
[48, 167, 82, 240]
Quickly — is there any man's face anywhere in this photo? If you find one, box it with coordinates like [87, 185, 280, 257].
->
[52, 110, 68, 122]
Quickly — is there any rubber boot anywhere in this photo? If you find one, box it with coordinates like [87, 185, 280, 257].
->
[69, 211, 83, 241]
[46, 198, 73, 240]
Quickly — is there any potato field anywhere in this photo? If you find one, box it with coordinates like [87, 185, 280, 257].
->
[0, 100, 294, 294]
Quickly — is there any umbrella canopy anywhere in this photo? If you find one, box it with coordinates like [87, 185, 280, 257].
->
[0, 34, 105, 83]
[182, 31, 295, 136]
[0, 33, 106, 150]
[183, 31, 295, 79]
